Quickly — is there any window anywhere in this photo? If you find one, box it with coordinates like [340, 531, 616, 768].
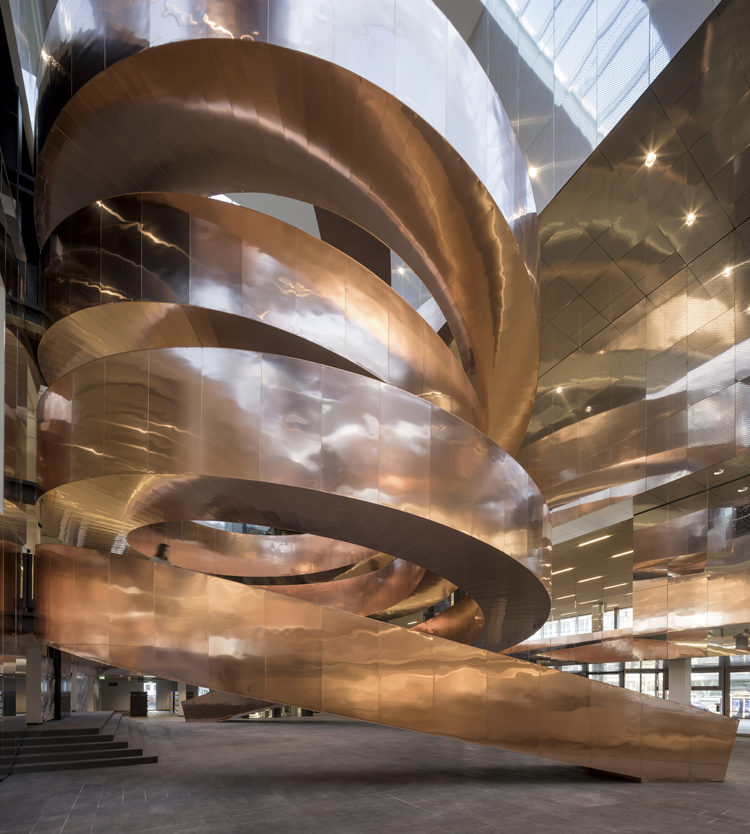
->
[558, 616, 577, 636]
[591, 662, 621, 672]
[576, 614, 592, 634]
[730, 672, 750, 718]
[624, 673, 640, 692]
[692, 656, 719, 667]
[641, 674, 663, 697]
[542, 621, 557, 638]
[692, 672, 720, 687]
[590, 673, 620, 686]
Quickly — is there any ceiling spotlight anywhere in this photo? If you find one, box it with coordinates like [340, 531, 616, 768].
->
[723, 266, 732, 277]
[645, 151, 656, 167]
[686, 212, 696, 226]
[397, 266, 405, 275]
[585, 405, 592, 413]
[528, 166, 538, 179]
[555, 386, 563, 393]
[714, 469, 725, 476]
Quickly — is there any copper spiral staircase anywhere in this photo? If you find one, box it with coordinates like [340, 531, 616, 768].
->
[32, 0, 736, 781]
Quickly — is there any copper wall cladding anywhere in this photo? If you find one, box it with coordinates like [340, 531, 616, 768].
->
[40, 195, 482, 429]
[630, 455, 750, 660]
[35, 34, 538, 452]
[519, 0, 750, 528]
[35, 545, 737, 782]
[35, 0, 537, 270]
[181, 690, 274, 722]
[506, 1, 750, 665]
[29, 0, 739, 785]
[36, 347, 550, 652]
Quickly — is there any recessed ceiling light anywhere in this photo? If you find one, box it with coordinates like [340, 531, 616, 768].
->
[578, 575, 604, 583]
[577, 534, 611, 548]
[610, 549, 634, 559]
[555, 386, 563, 393]
[604, 583, 628, 590]
[555, 594, 575, 600]
[739, 486, 749, 494]
[407, 620, 418, 625]
[714, 469, 725, 476]
[723, 266, 732, 277]
[645, 151, 656, 167]
[686, 212, 696, 226]
[551, 567, 574, 575]
[397, 266, 405, 275]
[528, 166, 537, 179]
[585, 405, 592, 413]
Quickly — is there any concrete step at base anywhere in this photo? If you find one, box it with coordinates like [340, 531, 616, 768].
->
[19, 733, 116, 747]
[2, 744, 134, 764]
[12, 754, 158, 774]
[5, 747, 145, 766]
[1, 727, 101, 741]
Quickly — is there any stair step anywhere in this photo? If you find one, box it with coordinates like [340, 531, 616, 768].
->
[6, 748, 145, 765]
[2, 712, 157, 775]
[0, 727, 101, 740]
[0, 741, 129, 762]
[12, 754, 158, 774]
[19, 733, 116, 747]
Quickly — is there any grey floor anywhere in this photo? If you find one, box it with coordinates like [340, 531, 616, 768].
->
[1, 713, 749, 833]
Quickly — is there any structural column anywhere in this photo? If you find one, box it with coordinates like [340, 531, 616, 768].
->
[155, 678, 172, 711]
[25, 639, 42, 724]
[668, 658, 692, 705]
[87, 674, 98, 710]
[177, 682, 187, 716]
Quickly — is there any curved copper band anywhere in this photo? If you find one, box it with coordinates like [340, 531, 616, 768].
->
[411, 595, 484, 646]
[260, 559, 425, 619]
[38, 346, 550, 650]
[40, 194, 482, 427]
[30, 0, 739, 782]
[37, 0, 537, 273]
[128, 521, 425, 619]
[35, 545, 737, 782]
[371, 571, 458, 622]
[36, 38, 538, 452]
[127, 521, 377, 578]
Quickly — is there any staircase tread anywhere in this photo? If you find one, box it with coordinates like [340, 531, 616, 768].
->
[8, 748, 144, 763]
[13, 755, 158, 773]
[4, 711, 158, 775]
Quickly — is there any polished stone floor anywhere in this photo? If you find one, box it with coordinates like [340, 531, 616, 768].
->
[1, 713, 750, 833]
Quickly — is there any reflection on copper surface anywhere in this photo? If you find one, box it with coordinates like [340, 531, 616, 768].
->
[520, 1, 750, 528]
[129, 520, 380, 577]
[181, 690, 274, 722]
[41, 196, 483, 429]
[35, 35, 538, 452]
[36, 545, 736, 781]
[30, 0, 737, 784]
